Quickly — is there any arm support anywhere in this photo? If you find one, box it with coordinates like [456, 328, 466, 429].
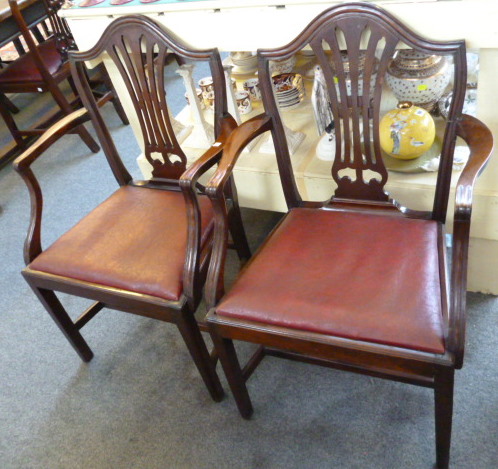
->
[13, 108, 91, 265]
[449, 114, 493, 368]
[204, 114, 273, 308]
[179, 114, 238, 308]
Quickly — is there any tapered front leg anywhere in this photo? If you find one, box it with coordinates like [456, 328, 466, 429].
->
[177, 313, 224, 402]
[209, 331, 253, 419]
[434, 368, 455, 469]
[28, 284, 93, 362]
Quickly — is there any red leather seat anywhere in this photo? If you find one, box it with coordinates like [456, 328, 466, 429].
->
[29, 186, 214, 302]
[216, 208, 445, 354]
[0, 38, 63, 85]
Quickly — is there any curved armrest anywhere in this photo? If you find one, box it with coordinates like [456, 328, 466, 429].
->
[13, 108, 92, 265]
[179, 114, 238, 191]
[453, 114, 493, 219]
[449, 114, 493, 368]
[14, 108, 90, 171]
[179, 114, 238, 308]
[204, 113, 273, 308]
[205, 114, 273, 198]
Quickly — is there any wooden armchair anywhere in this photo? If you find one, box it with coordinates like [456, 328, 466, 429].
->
[204, 3, 493, 467]
[14, 15, 250, 401]
[0, 0, 127, 157]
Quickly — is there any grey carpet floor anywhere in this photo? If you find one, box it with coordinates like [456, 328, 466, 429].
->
[0, 61, 497, 469]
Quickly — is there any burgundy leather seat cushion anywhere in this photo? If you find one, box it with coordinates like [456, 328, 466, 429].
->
[216, 208, 445, 354]
[29, 186, 214, 302]
[0, 39, 63, 85]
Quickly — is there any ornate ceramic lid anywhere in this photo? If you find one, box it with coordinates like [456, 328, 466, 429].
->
[388, 50, 446, 78]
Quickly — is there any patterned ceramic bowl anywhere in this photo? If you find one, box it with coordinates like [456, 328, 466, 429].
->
[269, 55, 296, 76]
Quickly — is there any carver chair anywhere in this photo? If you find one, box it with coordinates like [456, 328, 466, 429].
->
[0, 0, 127, 156]
[14, 15, 250, 401]
[205, 3, 493, 467]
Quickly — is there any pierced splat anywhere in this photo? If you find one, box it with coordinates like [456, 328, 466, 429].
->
[258, 4, 466, 212]
[108, 33, 187, 179]
[309, 19, 399, 201]
[42, 0, 76, 59]
[70, 16, 229, 187]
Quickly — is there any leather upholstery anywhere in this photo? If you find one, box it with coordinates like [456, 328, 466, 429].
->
[216, 208, 445, 354]
[0, 39, 63, 85]
[29, 186, 214, 302]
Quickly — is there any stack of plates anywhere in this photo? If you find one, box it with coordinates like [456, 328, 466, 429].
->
[272, 73, 305, 109]
[223, 52, 258, 76]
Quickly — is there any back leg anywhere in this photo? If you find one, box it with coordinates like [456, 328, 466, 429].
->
[226, 176, 251, 262]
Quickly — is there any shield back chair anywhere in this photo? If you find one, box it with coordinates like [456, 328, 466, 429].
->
[14, 15, 250, 401]
[0, 0, 127, 158]
[204, 3, 493, 467]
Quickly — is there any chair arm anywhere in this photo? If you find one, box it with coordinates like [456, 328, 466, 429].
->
[179, 114, 238, 191]
[205, 114, 273, 198]
[179, 114, 238, 308]
[454, 114, 493, 219]
[14, 108, 90, 171]
[448, 114, 493, 368]
[204, 113, 273, 308]
[13, 108, 92, 265]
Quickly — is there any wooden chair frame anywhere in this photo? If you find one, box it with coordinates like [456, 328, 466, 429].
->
[0, 0, 127, 157]
[204, 3, 493, 468]
[14, 15, 250, 401]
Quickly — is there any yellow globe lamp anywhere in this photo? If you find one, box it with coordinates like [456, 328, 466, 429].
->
[379, 101, 436, 160]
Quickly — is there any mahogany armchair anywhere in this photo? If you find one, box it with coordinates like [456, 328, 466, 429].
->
[205, 3, 493, 467]
[0, 0, 127, 156]
[14, 15, 250, 401]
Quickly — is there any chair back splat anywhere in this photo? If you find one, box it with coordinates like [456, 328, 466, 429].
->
[42, 0, 77, 59]
[71, 15, 228, 183]
[257, 2, 466, 222]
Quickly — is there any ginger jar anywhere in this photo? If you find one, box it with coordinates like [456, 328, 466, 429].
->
[386, 50, 450, 111]
[379, 102, 435, 160]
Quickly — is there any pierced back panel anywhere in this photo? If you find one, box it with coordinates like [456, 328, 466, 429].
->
[70, 15, 227, 182]
[258, 3, 466, 219]
[42, 0, 76, 59]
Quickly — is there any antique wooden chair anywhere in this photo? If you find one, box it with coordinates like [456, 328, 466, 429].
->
[14, 15, 250, 401]
[0, 0, 127, 155]
[204, 3, 493, 467]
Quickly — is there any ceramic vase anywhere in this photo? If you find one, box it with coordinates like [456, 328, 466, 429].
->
[386, 50, 451, 111]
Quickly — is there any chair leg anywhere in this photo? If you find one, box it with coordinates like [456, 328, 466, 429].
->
[97, 65, 129, 125]
[29, 285, 94, 362]
[434, 368, 455, 469]
[176, 313, 224, 402]
[0, 99, 25, 146]
[226, 177, 251, 262]
[0, 92, 19, 113]
[67, 76, 80, 99]
[210, 333, 253, 419]
[50, 82, 100, 153]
